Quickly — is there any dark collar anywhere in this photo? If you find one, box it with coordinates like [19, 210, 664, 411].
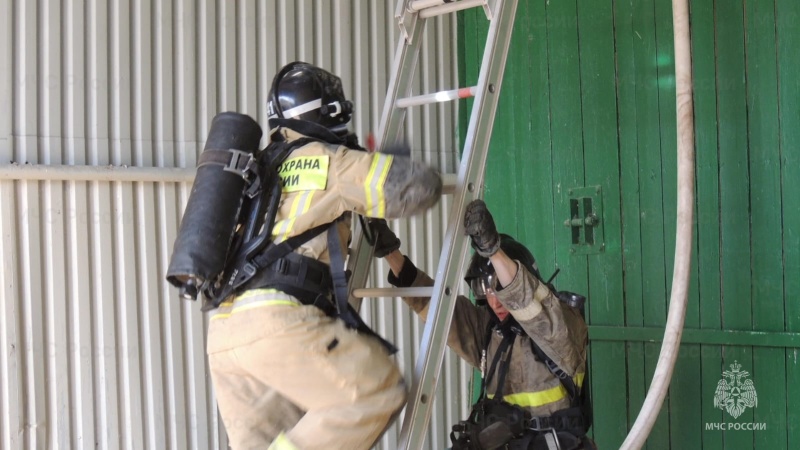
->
[491, 315, 526, 337]
[268, 118, 365, 151]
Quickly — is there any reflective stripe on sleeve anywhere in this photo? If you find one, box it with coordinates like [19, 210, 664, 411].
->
[364, 154, 393, 217]
[533, 279, 551, 303]
[509, 281, 551, 321]
[272, 190, 316, 242]
[487, 372, 585, 408]
[210, 289, 301, 320]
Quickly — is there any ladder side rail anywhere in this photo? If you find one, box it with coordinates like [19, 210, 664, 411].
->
[346, 221, 377, 311]
[346, 2, 427, 309]
[398, 0, 519, 448]
[376, 20, 427, 150]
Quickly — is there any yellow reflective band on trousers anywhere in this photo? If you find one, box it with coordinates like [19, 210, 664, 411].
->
[210, 289, 300, 320]
[488, 373, 585, 408]
[268, 432, 299, 450]
[272, 190, 316, 242]
[364, 154, 392, 217]
[278, 155, 329, 193]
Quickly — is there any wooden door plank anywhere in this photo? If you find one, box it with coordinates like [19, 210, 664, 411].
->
[577, 0, 628, 447]
[776, 0, 800, 447]
[544, 0, 586, 292]
[715, 0, 756, 447]
[612, 0, 649, 445]
[687, 0, 727, 447]
[744, 0, 787, 446]
[515, 0, 558, 273]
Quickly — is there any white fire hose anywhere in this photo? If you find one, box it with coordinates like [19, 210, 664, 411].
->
[619, 0, 695, 447]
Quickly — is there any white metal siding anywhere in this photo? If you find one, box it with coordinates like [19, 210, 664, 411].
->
[0, 1, 470, 450]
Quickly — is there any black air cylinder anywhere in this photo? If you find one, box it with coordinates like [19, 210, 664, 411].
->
[166, 112, 263, 299]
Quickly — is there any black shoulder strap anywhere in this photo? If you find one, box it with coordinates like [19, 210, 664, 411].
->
[528, 338, 581, 407]
[492, 334, 516, 399]
[528, 336, 593, 434]
[326, 222, 398, 354]
[528, 270, 587, 407]
[478, 326, 516, 401]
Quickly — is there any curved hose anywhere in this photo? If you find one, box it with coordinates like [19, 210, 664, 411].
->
[619, 0, 695, 447]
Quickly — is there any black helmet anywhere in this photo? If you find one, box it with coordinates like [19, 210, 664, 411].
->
[268, 61, 353, 134]
[464, 234, 541, 301]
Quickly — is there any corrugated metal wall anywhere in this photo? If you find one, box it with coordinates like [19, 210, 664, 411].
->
[0, 1, 470, 449]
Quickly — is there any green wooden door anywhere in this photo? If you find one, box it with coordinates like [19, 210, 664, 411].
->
[459, 0, 800, 448]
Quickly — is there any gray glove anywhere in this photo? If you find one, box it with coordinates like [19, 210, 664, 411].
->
[464, 199, 500, 257]
[367, 219, 402, 258]
[380, 142, 411, 157]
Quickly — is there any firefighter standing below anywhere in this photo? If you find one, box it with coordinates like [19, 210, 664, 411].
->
[206, 62, 443, 450]
[371, 200, 595, 449]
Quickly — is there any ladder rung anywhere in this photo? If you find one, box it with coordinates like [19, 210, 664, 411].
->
[418, 0, 488, 19]
[352, 286, 433, 298]
[397, 86, 476, 108]
[442, 173, 457, 195]
[408, 0, 451, 11]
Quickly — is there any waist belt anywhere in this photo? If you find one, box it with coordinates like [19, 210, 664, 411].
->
[450, 404, 588, 450]
[241, 251, 335, 313]
[236, 226, 398, 355]
[526, 406, 587, 436]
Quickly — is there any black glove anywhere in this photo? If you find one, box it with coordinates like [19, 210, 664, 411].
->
[367, 219, 401, 258]
[464, 199, 500, 257]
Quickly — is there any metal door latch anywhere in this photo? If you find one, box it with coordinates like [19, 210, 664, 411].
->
[564, 186, 604, 255]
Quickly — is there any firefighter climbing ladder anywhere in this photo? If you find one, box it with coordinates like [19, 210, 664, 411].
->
[347, 0, 519, 448]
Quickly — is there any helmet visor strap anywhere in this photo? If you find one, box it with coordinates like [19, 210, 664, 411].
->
[281, 98, 323, 119]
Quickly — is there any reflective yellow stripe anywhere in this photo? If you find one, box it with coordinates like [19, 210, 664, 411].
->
[364, 154, 393, 217]
[272, 190, 315, 242]
[533, 280, 551, 303]
[511, 297, 543, 321]
[510, 280, 549, 321]
[210, 289, 300, 320]
[488, 373, 585, 408]
[268, 432, 299, 450]
[374, 155, 392, 216]
[278, 155, 329, 193]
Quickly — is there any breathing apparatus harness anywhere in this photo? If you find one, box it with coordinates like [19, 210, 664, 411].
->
[166, 112, 395, 353]
[202, 132, 321, 308]
[450, 271, 593, 450]
[219, 120, 396, 352]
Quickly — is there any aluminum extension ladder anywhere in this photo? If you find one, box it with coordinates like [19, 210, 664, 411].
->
[346, 0, 518, 448]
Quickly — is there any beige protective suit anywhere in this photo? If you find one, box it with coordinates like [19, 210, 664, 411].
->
[207, 126, 442, 450]
[388, 256, 588, 417]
